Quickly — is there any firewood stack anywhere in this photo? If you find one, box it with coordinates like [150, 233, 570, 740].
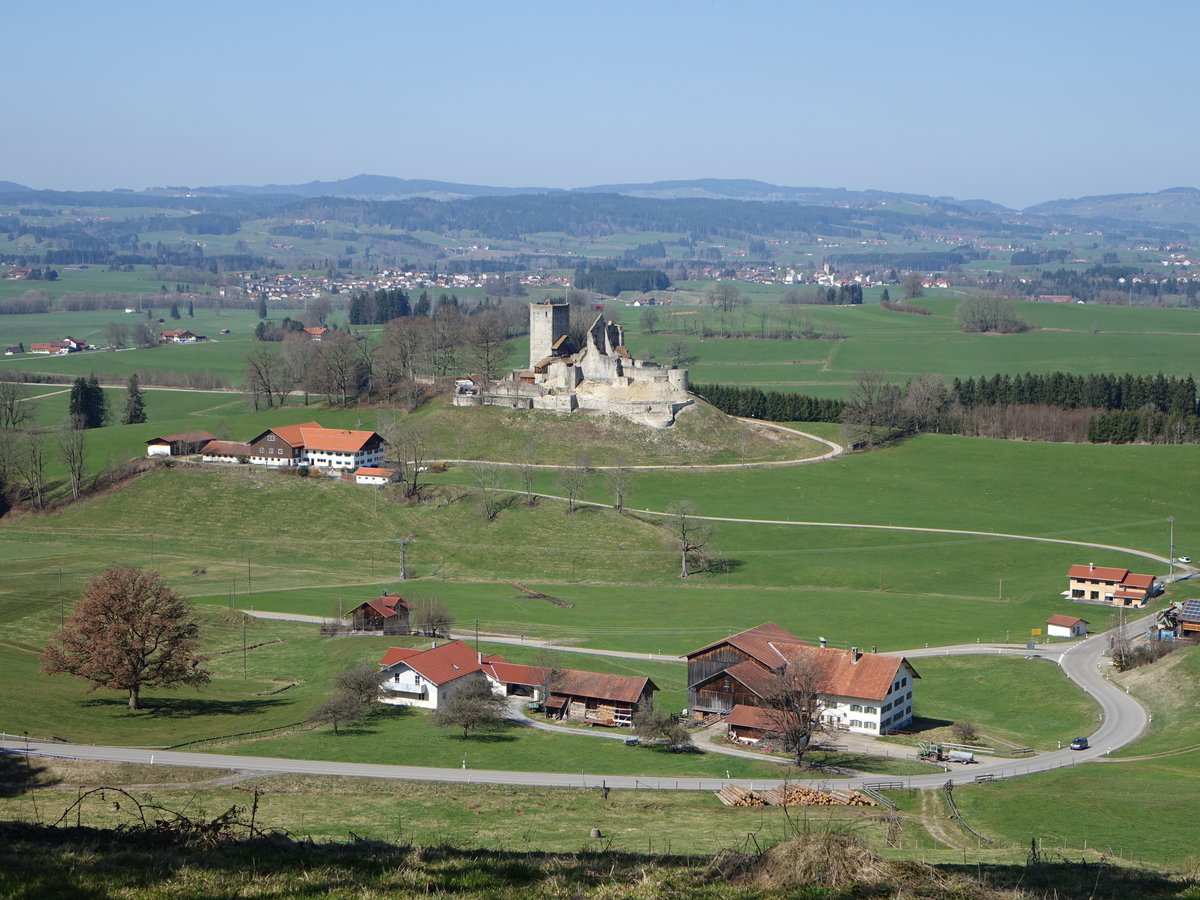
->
[717, 784, 877, 807]
[716, 785, 767, 806]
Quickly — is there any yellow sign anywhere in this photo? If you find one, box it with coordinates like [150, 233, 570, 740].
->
[1031, 628, 1042, 635]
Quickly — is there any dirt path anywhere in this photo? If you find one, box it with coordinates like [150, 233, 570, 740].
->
[916, 789, 972, 851]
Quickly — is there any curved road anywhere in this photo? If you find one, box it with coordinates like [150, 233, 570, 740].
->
[0, 612, 1154, 793]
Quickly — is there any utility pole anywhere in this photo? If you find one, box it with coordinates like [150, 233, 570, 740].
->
[58, 567, 64, 627]
[1169, 516, 1176, 577]
[243, 614, 248, 679]
[247, 553, 252, 594]
[397, 536, 414, 581]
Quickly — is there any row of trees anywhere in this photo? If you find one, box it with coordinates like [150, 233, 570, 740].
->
[693, 384, 845, 423]
[952, 371, 1198, 415]
[243, 306, 519, 410]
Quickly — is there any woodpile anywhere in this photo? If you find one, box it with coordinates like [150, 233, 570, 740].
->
[717, 785, 767, 806]
[718, 785, 877, 807]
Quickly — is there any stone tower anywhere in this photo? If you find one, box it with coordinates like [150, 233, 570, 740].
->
[528, 301, 569, 368]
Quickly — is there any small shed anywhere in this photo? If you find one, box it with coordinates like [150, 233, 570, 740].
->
[145, 430, 215, 457]
[726, 703, 777, 743]
[1046, 614, 1088, 638]
[354, 466, 394, 485]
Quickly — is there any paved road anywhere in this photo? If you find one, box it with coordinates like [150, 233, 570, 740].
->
[1, 613, 1155, 792]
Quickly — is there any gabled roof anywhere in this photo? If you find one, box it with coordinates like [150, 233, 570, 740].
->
[303, 326, 329, 335]
[146, 430, 215, 445]
[203, 440, 252, 456]
[378, 646, 422, 667]
[248, 421, 322, 447]
[355, 467, 394, 477]
[1046, 614, 1088, 627]
[726, 703, 777, 730]
[379, 639, 483, 686]
[1067, 565, 1129, 583]
[806, 648, 913, 701]
[300, 427, 382, 452]
[352, 592, 412, 619]
[483, 661, 548, 687]
[1122, 573, 1155, 590]
[685, 622, 808, 667]
[549, 669, 657, 704]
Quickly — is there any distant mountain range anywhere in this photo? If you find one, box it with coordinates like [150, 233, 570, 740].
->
[4, 175, 1200, 230]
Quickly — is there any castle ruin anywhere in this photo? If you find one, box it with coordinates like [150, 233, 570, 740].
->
[454, 301, 692, 427]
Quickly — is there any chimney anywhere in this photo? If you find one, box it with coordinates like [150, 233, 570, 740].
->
[871, 646, 877, 654]
[478, 652, 483, 664]
[819, 636, 827, 649]
[850, 647, 860, 663]
[1090, 563, 1095, 572]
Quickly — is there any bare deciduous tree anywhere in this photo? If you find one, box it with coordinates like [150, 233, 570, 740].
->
[242, 344, 292, 410]
[761, 652, 830, 765]
[555, 453, 591, 515]
[665, 500, 714, 578]
[57, 418, 87, 500]
[632, 701, 693, 748]
[841, 369, 903, 448]
[306, 691, 367, 735]
[470, 463, 513, 522]
[379, 413, 433, 501]
[467, 310, 508, 382]
[416, 598, 453, 638]
[514, 437, 538, 506]
[430, 677, 506, 738]
[0, 377, 30, 431]
[11, 431, 46, 508]
[604, 454, 633, 512]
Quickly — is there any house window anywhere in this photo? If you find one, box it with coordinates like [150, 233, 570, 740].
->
[906, 692, 912, 700]
[268, 435, 275, 442]
[901, 676, 907, 687]
[850, 719, 863, 728]
[850, 704, 862, 713]
[1090, 591, 1099, 600]
[865, 707, 877, 715]
[882, 702, 892, 712]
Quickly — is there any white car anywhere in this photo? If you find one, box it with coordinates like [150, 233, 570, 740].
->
[1178, 556, 1192, 564]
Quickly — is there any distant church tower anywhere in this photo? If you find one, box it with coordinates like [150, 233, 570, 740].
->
[528, 301, 570, 368]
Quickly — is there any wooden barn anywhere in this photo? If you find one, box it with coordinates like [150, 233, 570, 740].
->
[348, 592, 412, 634]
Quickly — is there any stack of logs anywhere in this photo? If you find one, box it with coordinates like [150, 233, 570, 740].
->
[716, 784, 877, 807]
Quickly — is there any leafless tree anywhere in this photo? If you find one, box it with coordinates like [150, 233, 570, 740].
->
[704, 282, 742, 313]
[900, 272, 924, 299]
[555, 453, 591, 515]
[104, 321, 128, 349]
[416, 598, 453, 638]
[842, 369, 903, 447]
[334, 662, 385, 707]
[313, 331, 361, 405]
[132, 321, 157, 348]
[306, 691, 367, 735]
[604, 454, 633, 512]
[632, 701, 693, 747]
[379, 413, 433, 500]
[430, 677, 506, 738]
[514, 437, 538, 506]
[761, 652, 830, 765]
[305, 295, 332, 327]
[57, 418, 87, 500]
[430, 305, 466, 376]
[470, 463, 513, 522]
[666, 338, 690, 367]
[0, 377, 30, 431]
[11, 431, 46, 507]
[281, 334, 320, 405]
[639, 307, 660, 334]
[467, 310, 508, 382]
[242, 344, 292, 410]
[901, 373, 953, 433]
[665, 500, 714, 578]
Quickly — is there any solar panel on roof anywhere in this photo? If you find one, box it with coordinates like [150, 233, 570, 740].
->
[1180, 598, 1200, 621]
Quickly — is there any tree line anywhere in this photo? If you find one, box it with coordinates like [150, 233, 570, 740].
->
[951, 372, 1198, 414]
[693, 384, 845, 423]
[573, 266, 670, 295]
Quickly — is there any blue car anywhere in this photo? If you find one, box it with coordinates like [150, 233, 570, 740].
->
[1070, 737, 1089, 750]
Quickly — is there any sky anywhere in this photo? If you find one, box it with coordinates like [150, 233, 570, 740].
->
[4, 0, 1197, 209]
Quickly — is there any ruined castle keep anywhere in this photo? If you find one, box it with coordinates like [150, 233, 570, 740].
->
[455, 301, 692, 427]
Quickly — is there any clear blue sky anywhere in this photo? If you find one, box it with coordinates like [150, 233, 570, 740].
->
[4, 0, 1195, 209]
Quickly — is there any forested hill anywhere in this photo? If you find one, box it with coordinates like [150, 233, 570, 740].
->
[273, 192, 1040, 241]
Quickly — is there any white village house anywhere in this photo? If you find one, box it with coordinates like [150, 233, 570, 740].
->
[1045, 614, 1088, 638]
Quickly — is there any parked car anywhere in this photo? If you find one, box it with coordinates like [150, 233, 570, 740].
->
[1070, 736, 1089, 750]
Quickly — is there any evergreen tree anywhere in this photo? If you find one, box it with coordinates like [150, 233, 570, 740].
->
[257, 296, 268, 319]
[68, 376, 107, 429]
[169, 302, 181, 320]
[123, 374, 146, 425]
[187, 299, 194, 318]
